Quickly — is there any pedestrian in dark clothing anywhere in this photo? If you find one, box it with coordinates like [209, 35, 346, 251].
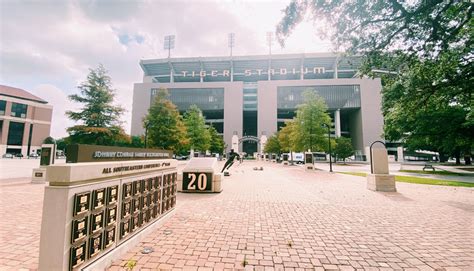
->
[221, 149, 240, 173]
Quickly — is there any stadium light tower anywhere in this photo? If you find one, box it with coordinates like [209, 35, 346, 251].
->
[266, 32, 273, 55]
[164, 35, 175, 58]
[228, 33, 235, 57]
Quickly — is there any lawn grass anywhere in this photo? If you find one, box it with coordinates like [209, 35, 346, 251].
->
[399, 169, 468, 176]
[338, 172, 474, 187]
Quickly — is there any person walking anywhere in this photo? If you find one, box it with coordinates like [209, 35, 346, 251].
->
[221, 149, 240, 173]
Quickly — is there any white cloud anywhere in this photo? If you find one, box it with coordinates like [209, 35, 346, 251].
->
[0, 0, 333, 139]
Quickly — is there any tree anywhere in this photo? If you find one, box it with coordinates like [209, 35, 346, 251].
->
[264, 133, 281, 154]
[277, 1, 472, 60]
[334, 137, 354, 163]
[66, 64, 127, 146]
[277, 0, 473, 164]
[279, 121, 298, 163]
[55, 138, 67, 151]
[292, 90, 331, 152]
[183, 105, 211, 152]
[144, 88, 187, 152]
[43, 136, 55, 144]
[208, 126, 225, 154]
[278, 121, 296, 153]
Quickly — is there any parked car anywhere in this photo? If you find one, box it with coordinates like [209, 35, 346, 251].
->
[2, 153, 14, 159]
[15, 153, 24, 159]
[175, 155, 188, 160]
[29, 153, 39, 159]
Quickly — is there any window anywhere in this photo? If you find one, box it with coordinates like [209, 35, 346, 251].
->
[0, 100, 6, 115]
[7, 122, 25, 146]
[11, 102, 27, 118]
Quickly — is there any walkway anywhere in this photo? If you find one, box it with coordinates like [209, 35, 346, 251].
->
[107, 161, 473, 270]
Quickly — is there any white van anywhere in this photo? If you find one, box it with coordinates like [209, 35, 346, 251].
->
[285, 152, 304, 164]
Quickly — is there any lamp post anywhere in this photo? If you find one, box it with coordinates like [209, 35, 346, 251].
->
[144, 122, 151, 149]
[322, 123, 333, 172]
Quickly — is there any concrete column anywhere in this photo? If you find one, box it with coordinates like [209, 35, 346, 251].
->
[257, 81, 277, 138]
[300, 57, 304, 80]
[397, 147, 404, 162]
[1, 119, 9, 145]
[170, 70, 174, 83]
[231, 135, 239, 152]
[335, 109, 341, 137]
[259, 135, 267, 154]
[22, 122, 31, 157]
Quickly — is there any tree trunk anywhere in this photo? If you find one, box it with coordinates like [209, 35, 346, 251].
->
[439, 152, 448, 162]
[464, 155, 472, 165]
[454, 149, 461, 165]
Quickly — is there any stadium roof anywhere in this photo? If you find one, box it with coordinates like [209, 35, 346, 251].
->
[0, 85, 48, 104]
[140, 53, 363, 83]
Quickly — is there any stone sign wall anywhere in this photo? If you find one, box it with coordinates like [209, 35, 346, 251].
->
[38, 159, 177, 271]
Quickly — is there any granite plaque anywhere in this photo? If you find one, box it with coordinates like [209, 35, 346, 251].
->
[88, 232, 102, 258]
[122, 183, 132, 200]
[106, 185, 118, 205]
[131, 214, 140, 231]
[152, 204, 159, 218]
[73, 192, 91, 217]
[154, 176, 161, 189]
[89, 211, 104, 234]
[92, 188, 106, 210]
[71, 216, 88, 244]
[143, 208, 151, 223]
[132, 197, 140, 213]
[121, 200, 131, 218]
[105, 206, 117, 227]
[120, 219, 131, 239]
[103, 226, 115, 249]
[69, 240, 87, 270]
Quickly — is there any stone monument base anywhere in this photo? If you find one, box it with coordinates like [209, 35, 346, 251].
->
[178, 158, 223, 193]
[282, 161, 289, 165]
[31, 167, 47, 184]
[367, 174, 396, 192]
[305, 165, 314, 171]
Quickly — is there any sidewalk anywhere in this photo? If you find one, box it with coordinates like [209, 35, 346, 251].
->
[107, 161, 473, 270]
[0, 161, 472, 270]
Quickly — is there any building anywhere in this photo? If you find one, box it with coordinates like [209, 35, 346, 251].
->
[0, 85, 53, 156]
[131, 53, 384, 159]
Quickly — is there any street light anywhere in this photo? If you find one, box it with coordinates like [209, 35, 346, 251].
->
[322, 123, 333, 172]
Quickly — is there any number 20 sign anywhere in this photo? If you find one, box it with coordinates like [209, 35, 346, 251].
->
[183, 172, 212, 191]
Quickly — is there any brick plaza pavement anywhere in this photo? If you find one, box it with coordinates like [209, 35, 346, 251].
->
[108, 161, 473, 271]
[0, 161, 472, 270]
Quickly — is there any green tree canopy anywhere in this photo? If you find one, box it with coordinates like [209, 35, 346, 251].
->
[144, 88, 187, 152]
[293, 90, 331, 152]
[264, 133, 281, 154]
[334, 137, 354, 163]
[278, 120, 297, 152]
[66, 65, 127, 145]
[183, 104, 211, 152]
[208, 126, 225, 154]
[277, 0, 473, 164]
[277, 1, 472, 59]
[43, 136, 55, 144]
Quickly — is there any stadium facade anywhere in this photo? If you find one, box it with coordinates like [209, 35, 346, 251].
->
[131, 53, 384, 159]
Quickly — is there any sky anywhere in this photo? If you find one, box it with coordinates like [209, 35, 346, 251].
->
[0, 0, 333, 138]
